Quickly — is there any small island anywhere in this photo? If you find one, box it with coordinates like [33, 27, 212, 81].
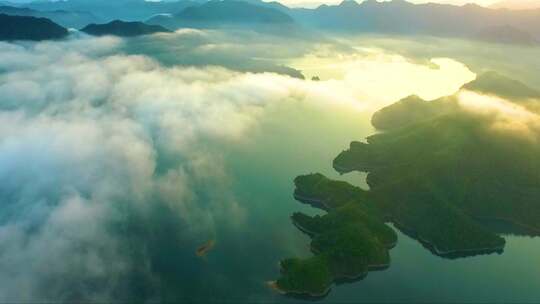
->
[275, 72, 540, 297]
[196, 239, 216, 257]
[81, 20, 171, 37]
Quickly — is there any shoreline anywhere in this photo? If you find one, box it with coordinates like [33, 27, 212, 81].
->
[333, 162, 375, 175]
[292, 217, 317, 236]
[293, 190, 505, 256]
[392, 221, 504, 257]
[271, 223, 392, 299]
[269, 261, 332, 298]
[332, 163, 358, 174]
[268, 259, 390, 299]
[474, 216, 540, 235]
[266, 280, 331, 298]
[293, 192, 330, 211]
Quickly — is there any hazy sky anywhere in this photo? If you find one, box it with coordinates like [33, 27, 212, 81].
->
[5, 0, 503, 7]
[370, 0, 500, 5]
[277, 0, 501, 8]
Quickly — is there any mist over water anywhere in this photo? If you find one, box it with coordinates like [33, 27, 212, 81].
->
[0, 29, 540, 302]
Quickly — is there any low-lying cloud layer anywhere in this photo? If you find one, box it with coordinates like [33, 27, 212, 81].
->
[457, 90, 540, 142]
[0, 33, 476, 301]
[0, 36, 293, 301]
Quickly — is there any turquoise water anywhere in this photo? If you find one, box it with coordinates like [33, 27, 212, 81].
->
[170, 100, 540, 303]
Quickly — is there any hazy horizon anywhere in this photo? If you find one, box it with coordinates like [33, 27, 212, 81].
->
[0, 0, 512, 9]
[268, 0, 502, 9]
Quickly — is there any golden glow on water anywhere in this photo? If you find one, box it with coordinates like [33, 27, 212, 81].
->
[289, 47, 476, 110]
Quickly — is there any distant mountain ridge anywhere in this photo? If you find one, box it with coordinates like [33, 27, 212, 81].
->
[475, 25, 537, 45]
[0, 5, 99, 28]
[490, 0, 540, 10]
[288, 0, 540, 42]
[0, 13, 68, 40]
[4, 0, 540, 45]
[147, 0, 295, 30]
[81, 20, 171, 37]
[17, 0, 199, 22]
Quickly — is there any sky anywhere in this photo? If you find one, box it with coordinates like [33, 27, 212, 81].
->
[371, 0, 501, 5]
[277, 0, 501, 8]
[3, 0, 504, 8]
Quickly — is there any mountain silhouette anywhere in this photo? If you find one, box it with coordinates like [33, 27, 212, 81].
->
[0, 13, 68, 41]
[81, 20, 171, 37]
[147, 0, 295, 30]
[289, 0, 540, 42]
[0, 5, 99, 28]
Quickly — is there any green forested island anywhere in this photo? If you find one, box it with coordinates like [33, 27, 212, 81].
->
[275, 72, 540, 297]
[274, 174, 396, 296]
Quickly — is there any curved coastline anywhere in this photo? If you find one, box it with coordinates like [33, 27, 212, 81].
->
[391, 221, 505, 258]
[474, 216, 540, 236]
[293, 192, 330, 211]
[332, 162, 361, 175]
[273, 183, 397, 298]
[269, 257, 390, 299]
[275, 72, 540, 299]
[267, 279, 332, 298]
[295, 181, 504, 257]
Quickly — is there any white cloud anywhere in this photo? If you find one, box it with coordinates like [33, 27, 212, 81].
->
[457, 90, 540, 141]
[0, 36, 283, 301]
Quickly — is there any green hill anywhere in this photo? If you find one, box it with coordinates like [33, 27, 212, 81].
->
[276, 72, 540, 297]
[81, 20, 171, 37]
[147, 0, 295, 30]
[0, 13, 68, 41]
[276, 175, 396, 297]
